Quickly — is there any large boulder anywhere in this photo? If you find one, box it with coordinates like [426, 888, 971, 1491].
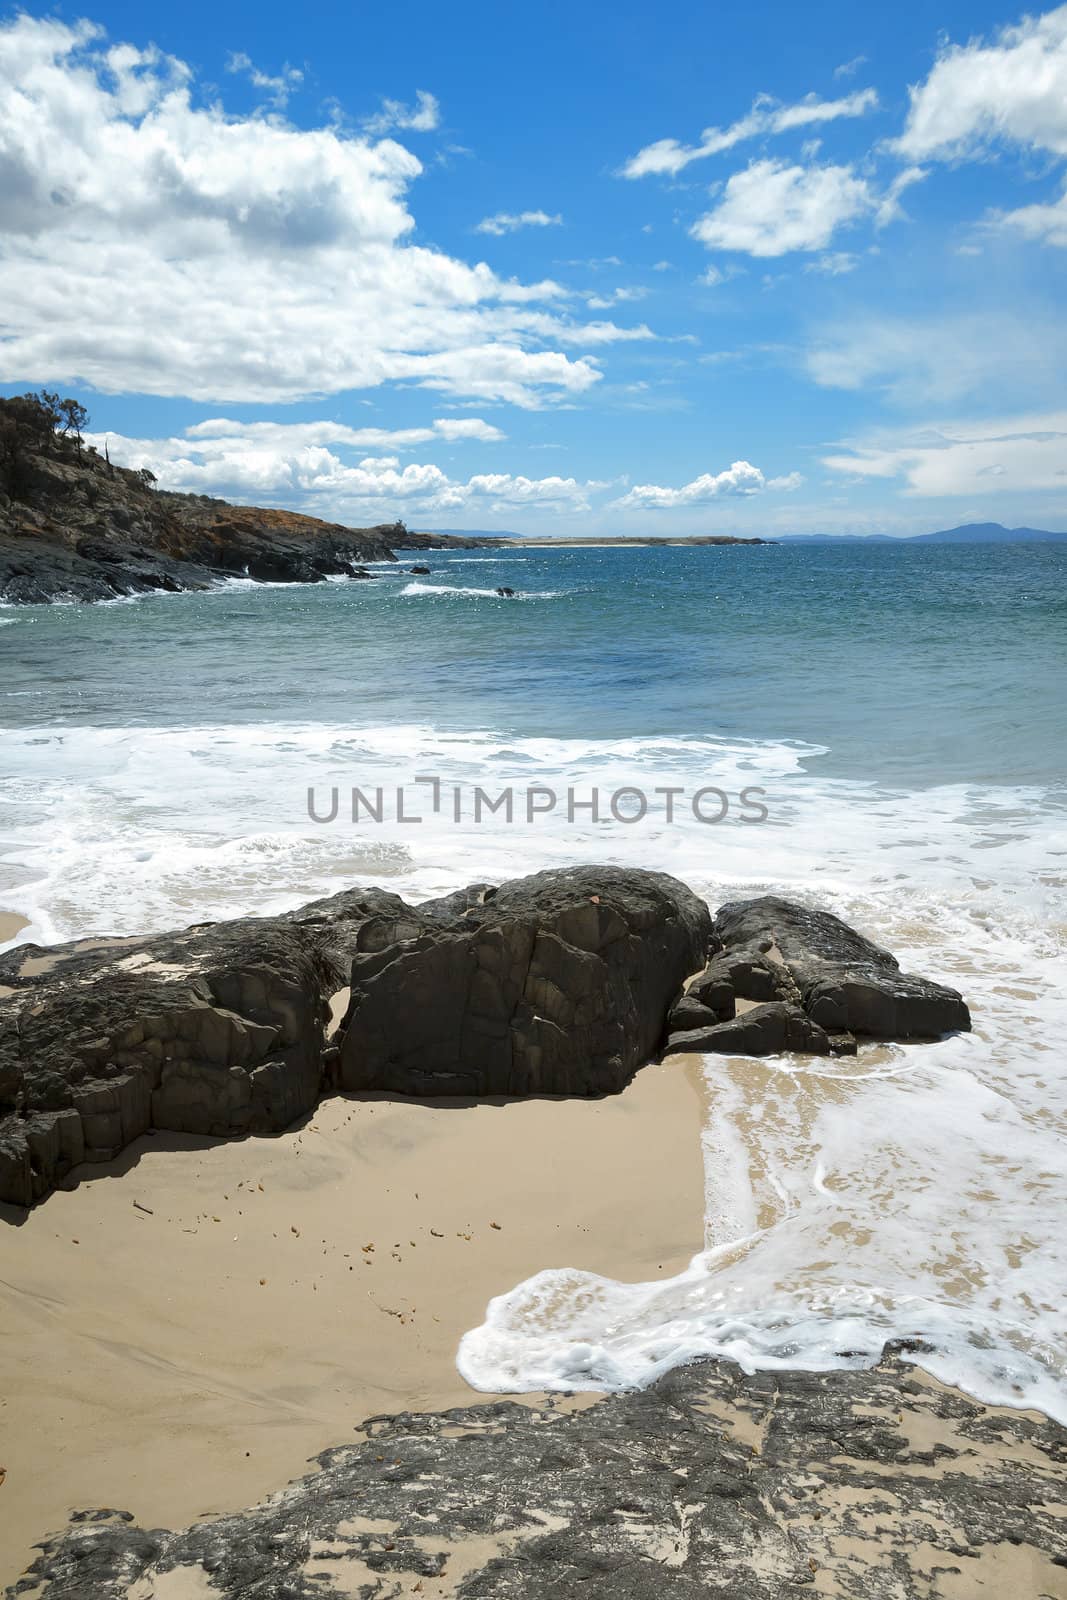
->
[0, 891, 406, 1207]
[0, 871, 711, 1206]
[337, 866, 711, 1097]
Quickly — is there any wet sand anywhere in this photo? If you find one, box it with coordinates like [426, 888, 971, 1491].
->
[0, 910, 28, 947]
[0, 1059, 708, 1585]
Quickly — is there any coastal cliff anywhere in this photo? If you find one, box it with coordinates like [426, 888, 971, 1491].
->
[0, 392, 495, 604]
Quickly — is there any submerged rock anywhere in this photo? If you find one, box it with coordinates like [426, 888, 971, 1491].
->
[13, 1354, 1066, 1599]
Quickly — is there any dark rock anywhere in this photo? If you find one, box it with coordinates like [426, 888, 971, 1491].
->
[665, 1000, 832, 1057]
[0, 869, 710, 1204]
[408, 564, 431, 574]
[681, 969, 736, 1019]
[338, 866, 711, 1097]
[714, 896, 971, 1039]
[496, 585, 516, 597]
[13, 1355, 1066, 1599]
[666, 995, 724, 1034]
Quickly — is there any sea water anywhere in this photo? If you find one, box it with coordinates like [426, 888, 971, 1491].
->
[1, 541, 1065, 1416]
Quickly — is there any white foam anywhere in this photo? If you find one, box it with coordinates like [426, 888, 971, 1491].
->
[399, 580, 568, 600]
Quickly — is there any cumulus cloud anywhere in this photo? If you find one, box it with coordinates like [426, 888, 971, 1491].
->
[475, 210, 563, 235]
[361, 89, 440, 136]
[613, 460, 770, 508]
[896, 6, 1067, 161]
[0, 17, 641, 406]
[691, 159, 875, 256]
[89, 417, 601, 515]
[621, 88, 878, 179]
[822, 411, 1067, 496]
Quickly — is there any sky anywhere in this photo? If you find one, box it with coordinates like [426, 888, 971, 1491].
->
[2, 1, 1067, 537]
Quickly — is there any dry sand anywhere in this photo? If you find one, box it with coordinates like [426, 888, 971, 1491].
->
[0, 1058, 708, 1585]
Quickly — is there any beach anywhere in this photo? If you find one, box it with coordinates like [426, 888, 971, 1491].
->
[0, 1057, 707, 1583]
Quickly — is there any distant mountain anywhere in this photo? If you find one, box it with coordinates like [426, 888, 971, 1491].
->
[779, 523, 1067, 545]
[910, 522, 1067, 544]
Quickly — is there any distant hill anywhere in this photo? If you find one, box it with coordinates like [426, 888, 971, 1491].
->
[778, 523, 1067, 545]
[910, 522, 1067, 544]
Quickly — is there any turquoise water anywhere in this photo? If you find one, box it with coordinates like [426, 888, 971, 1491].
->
[3, 542, 1065, 786]
[1, 542, 1066, 1417]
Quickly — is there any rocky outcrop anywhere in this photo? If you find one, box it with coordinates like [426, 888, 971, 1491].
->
[336, 866, 711, 1097]
[0, 438, 497, 604]
[664, 896, 970, 1057]
[0, 887, 406, 1206]
[12, 1353, 1066, 1599]
[1, 878, 973, 1206]
[0, 869, 710, 1204]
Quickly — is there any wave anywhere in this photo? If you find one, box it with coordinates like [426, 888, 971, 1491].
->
[400, 581, 568, 600]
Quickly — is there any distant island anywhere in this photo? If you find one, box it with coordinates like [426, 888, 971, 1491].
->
[423, 523, 1067, 546]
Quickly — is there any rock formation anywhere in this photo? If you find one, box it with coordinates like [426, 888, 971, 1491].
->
[664, 895, 970, 1057]
[336, 866, 710, 1097]
[0, 869, 708, 1204]
[0, 875, 970, 1207]
[12, 1354, 1065, 1599]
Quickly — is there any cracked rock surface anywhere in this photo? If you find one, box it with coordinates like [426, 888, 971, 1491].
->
[10, 1355, 1066, 1599]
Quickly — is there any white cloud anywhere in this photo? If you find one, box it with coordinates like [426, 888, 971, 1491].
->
[804, 251, 860, 275]
[822, 411, 1067, 496]
[805, 311, 1067, 405]
[584, 286, 649, 309]
[621, 88, 878, 179]
[0, 17, 631, 407]
[361, 89, 440, 136]
[226, 51, 303, 110]
[896, 6, 1067, 161]
[91, 417, 601, 513]
[834, 56, 868, 81]
[614, 460, 768, 507]
[994, 179, 1067, 245]
[691, 159, 875, 256]
[475, 210, 563, 235]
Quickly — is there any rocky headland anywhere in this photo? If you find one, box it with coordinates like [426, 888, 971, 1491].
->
[0, 392, 497, 604]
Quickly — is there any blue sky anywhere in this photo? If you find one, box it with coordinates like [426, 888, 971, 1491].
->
[2, 0, 1067, 535]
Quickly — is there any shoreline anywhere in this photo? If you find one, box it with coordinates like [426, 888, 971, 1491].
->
[0, 1057, 708, 1584]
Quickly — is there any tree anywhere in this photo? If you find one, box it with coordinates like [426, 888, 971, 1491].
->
[58, 397, 89, 457]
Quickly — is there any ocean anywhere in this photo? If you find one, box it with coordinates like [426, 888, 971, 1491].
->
[2, 540, 1066, 1418]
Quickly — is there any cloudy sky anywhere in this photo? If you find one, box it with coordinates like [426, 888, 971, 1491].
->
[2, 1, 1066, 536]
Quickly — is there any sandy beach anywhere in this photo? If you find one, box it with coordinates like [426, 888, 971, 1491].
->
[0, 1057, 708, 1585]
